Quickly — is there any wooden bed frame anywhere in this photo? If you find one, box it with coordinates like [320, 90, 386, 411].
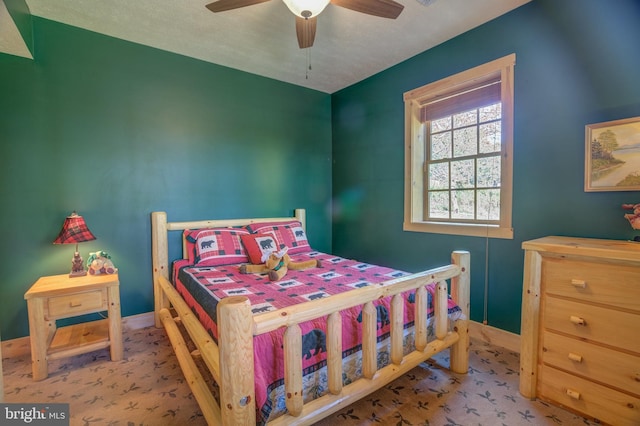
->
[151, 209, 470, 425]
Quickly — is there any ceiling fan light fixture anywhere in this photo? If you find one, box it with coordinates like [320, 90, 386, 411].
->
[282, 0, 330, 18]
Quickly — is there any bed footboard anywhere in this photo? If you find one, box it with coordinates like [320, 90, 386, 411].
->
[449, 250, 470, 374]
[151, 210, 470, 425]
[220, 252, 470, 425]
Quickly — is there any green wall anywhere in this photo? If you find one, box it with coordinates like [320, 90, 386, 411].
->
[331, 0, 640, 333]
[0, 18, 332, 340]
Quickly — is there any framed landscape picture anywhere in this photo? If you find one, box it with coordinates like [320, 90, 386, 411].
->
[585, 116, 640, 192]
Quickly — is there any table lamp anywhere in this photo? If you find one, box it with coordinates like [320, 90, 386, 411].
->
[53, 211, 96, 277]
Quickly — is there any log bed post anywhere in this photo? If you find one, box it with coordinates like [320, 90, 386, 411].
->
[434, 281, 448, 340]
[414, 285, 428, 351]
[450, 250, 470, 374]
[294, 208, 305, 229]
[218, 296, 256, 425]
[390, 294, 404, 365]
[151, 211, 170, 328]
[326, 312, 342, 394]
[284, 325, 303, 416]
[362, 301, 377, 378]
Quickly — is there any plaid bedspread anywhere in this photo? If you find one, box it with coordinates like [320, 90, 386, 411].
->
[173, 251, 462, 424]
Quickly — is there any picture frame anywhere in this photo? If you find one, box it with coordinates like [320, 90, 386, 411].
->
[585, 116, 640, 192]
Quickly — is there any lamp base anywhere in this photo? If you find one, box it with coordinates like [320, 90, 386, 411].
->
[70, 251, 87, 278]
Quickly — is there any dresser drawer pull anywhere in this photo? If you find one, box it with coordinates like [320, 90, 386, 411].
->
[70, 300, 82, 308]
[566, 389, 581, 400]
[634, 372, 640, 382]
[570, 279, 587, 289]
[568, 352, 583, 363]
[569, 315, 586, 326]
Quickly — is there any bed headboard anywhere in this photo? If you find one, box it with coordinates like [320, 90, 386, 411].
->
[175, 209, 306, 259]
[151, 209, 306, 281]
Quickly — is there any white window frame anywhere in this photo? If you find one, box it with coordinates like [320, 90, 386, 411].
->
[403, 54, 515, 239]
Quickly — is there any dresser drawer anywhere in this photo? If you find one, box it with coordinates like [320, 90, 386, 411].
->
[538, 365, 640, 426]
[47, 289, 106, 319]
[543, 296, 640, 354]
[541, 331, 640, 396]
[543, 257, 640, 312]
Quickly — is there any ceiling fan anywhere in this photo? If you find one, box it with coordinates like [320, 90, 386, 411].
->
[205, 0, 404, 49]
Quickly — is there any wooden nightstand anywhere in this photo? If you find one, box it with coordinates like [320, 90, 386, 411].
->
[24, 273, 123, 381]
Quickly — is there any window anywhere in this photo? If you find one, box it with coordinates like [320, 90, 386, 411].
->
[403, 54, 515, 239]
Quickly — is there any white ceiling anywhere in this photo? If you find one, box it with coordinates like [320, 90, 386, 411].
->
[5, 0, 531, 93]
[0, 0, 32, 59]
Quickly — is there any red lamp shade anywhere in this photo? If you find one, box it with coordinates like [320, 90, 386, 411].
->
[53, 212, 96, 245]
[53, 211, 96, 277]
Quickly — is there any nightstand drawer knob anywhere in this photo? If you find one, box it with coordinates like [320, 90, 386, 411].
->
[570, 279, 587, 288]
[70, 300, 82, 307]
[570, 315, 586, 326]
[634, 372, 640, 382]
[568, 352, 583, 363]
[566, 388, 581, 400]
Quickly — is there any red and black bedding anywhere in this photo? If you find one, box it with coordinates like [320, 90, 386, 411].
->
[170, 220, 463, 424]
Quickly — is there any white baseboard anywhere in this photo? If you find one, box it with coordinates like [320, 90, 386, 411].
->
[2, 313, 520, 358]
[122, 311, 156, 330]
[468, 320, 520, 353]
[1, 312, 157, 359]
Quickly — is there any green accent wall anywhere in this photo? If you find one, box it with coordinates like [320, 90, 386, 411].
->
[0, 17, 332, 340]
[332, 0, 640, 333]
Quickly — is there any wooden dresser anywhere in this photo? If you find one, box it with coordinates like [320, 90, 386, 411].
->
[519, 236, 640, 426]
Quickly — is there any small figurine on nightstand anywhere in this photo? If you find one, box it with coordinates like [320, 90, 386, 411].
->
[622, 203, 640, 242]
[86, 250, 117, 275]
[71, 252, 86, 276]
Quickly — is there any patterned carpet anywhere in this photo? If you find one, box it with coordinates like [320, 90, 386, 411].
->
[2, 325, 593, 426]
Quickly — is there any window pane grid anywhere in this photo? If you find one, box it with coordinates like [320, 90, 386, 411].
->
[425, 102, 502, 224]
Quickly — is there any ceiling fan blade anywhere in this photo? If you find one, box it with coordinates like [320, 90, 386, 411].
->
[206, 0, 271, 13]
[295, 16, 317, 49]
[331, 0, 404, 19]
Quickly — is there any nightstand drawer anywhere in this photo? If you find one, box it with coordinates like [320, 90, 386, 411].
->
[543, 296, 640, 354]
[543, 257, 640, 311]
[539, 365, 640, 426]
[541, 331, 640, 396]
[47, 289, 106, 319]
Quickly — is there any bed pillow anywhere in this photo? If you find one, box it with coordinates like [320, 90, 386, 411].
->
[183, 229, 201, 264]
[246, 220, 311, 254]
[240, 233, 281, 264]
[185, 228, 250, 266]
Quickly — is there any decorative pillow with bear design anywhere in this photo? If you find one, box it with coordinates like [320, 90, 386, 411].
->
[240, 233, 282, 264]
[246, 220, 311, 254]
[185, 228, 250, 266]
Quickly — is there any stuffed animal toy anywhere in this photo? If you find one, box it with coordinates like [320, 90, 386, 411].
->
[86, 250, 117, 275]
[239, 247, 322, 281]
[622, 203, 640, 230]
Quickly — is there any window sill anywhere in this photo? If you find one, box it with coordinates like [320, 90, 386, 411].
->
[403, 221, 513, 239]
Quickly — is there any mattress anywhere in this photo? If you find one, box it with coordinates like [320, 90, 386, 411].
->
[172, 251, 462, 424]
